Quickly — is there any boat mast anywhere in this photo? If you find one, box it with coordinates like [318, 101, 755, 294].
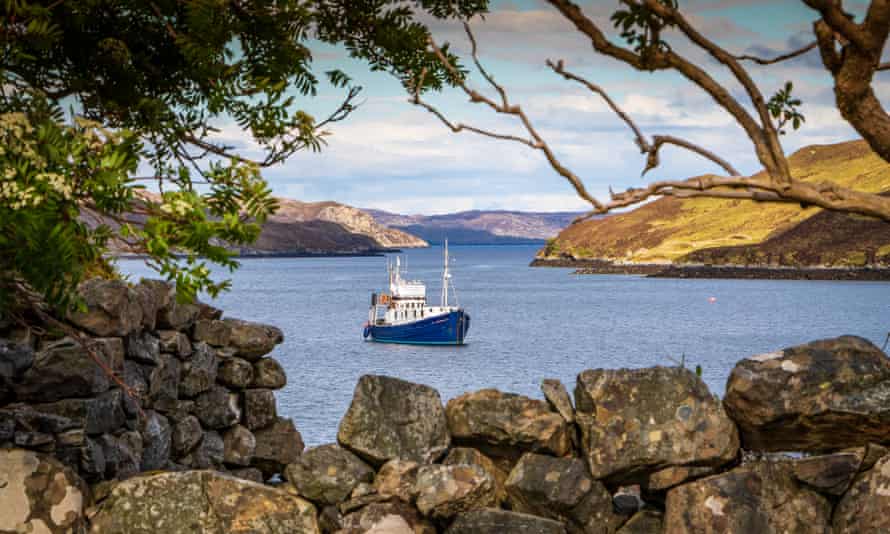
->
[441, 239, 449, 307]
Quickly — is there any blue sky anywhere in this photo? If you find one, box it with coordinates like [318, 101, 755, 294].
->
[215, 0, 887, 214]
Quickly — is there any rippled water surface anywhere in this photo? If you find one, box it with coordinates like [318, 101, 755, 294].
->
[117, 245, 890, 445]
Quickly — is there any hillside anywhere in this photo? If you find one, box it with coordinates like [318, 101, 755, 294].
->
[367, 209, 583, 245]
[540, 140, 890, 267]
[92, 195, 427, 257]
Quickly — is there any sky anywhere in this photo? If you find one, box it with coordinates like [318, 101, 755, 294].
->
[214, 0, 888, 215]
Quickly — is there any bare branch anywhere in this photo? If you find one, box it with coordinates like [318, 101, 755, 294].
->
[734, 41, 818, 65]
[879, 61, 890, 71]
[463, 23, 508, 108]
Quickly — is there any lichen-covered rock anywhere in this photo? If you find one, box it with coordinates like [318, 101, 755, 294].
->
[252, 357, 287, 389]
[505, 452, 622, 534]
[0, 338, 34, 403]
[157, 297, 200, 332]
[14, 337, 110, 402]
[223, 424, 256, 467]
[252, 417, 304, 478]
[791, 452, 861, 495]
[195, 385, 242, 429]
[414, 464, 497, 519]
[338, 375, 450, 466]
[89, 470, 320, 533]
[122, 360, 148, 417]
[339, 501, 435, 534]
[374, 459, 421, 503]
[647, 465, 717, 491]
[845, 442, 889, 472]
[224, 318, 283, 360]
[183, 430, 224, 469]
[541, 379, 575, 423]
[833, 453, 890, 532]
[243, 388, 277, 430]
[0, 448, 87, 534]
[32, 388, 125, 435]
[68, 278, 143, 337]
[126, 331, 161, 365]
[443, 447, 508, 506]
[617, 510, 663, 534]
[724, 336, 890, 452]
[285, 443, 374, 506]
[229, 467, 264, 483]
[157, 330, 192, 358]
[192, 319, 232, 347]
[179, 342, 218, 397]
[147, 353, 180, 411]
[664, 461, 831, 534]
[575, 366, 738, 483]
[133, 279, 171, 331]
[140, 410, 172, 471]
[446, 509, 567, 534]
[446, 389, 572, 460]
[217, 357, 255, 389]
[172, 415, 203, 457]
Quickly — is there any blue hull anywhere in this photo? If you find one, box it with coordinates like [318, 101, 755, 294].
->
[365, 310, 470, 345]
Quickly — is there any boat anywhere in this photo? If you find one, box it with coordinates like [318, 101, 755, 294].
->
[363, 240, 470, 345]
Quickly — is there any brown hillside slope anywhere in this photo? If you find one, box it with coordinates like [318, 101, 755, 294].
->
[543, 140, 890, 266]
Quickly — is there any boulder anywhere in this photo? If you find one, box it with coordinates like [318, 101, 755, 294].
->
[338, 375, 450, 466]
[541, 379, 575, 423]
[179, 341, 218, 397]
[122, 361, 149, 417]
[147, 354, 180, 411]
[443, 447, 508, 506]
[374, 459, 421, 503]
[575, 366, 738, 483]
[218, 357, 255, 389]
[647, 465, 717, 491]
[339, 501, 435, 534]
[617, 510, 663, 534]
[252, 357, 287, 389]
[127, 332, 161, 365]
[99, 433, 140, 480]
[414, 464, 497, 519]
[834, 453, 890, 532]
[791, 452, 861, 495]
[80, 436, 107, 481]
[505, 452, 622, 534]
[0, 338, 34, 402]
[612, 485, 644, 516]
[89, 470, 320, 533]
[0, 448, 88, 533]
[847, 442, 889, 471]
[446, 389, 571, 460]
[157, 330, 192, 358]
[253, 417, 305, 478]
[286, 443, 374, 506]
[140, 410, 172, 471]
[724, 336, 890, 452]
[171, 414, 204, 457]
[224, 318, 283, 360]
[243, 388, 277, 430]
[223, 425, 256, 467]
[184, 430, 225, 469]
[446, 509, 567, 534]
[14, 337, 110, 402]
[1, 404, 78, 434]
[93, 337, 125, 374]
[196, 301, 223, 321]
[192, 319, 232, 347]
[195, 385, 242, 429]
[157, 296, 200, 331]
[32, 388, 126, 435]
[229, 467, 264, 484]
[133, 279, 172, 331]
[664, 461, 831, 534]
[68, 278, 143, 337]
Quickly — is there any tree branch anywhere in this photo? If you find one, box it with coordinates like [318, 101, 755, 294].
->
[734, 41, 818, 64]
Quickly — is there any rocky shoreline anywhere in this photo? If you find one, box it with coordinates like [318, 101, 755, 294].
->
[530, 257, 890, 281]
[4, 279, 890, 532]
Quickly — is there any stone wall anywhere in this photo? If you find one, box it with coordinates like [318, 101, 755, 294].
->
[3, 281, 890, 533]
[0, 278, 302, 485]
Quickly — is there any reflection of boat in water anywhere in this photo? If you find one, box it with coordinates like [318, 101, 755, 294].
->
[363, 240, 470, 345]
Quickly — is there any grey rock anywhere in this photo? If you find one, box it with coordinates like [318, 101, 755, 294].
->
[446, 509, 567, 534]
[32, 389, 125, 435]
[192, 319, 232, 347]
[93, 337, 125, 374]
[834, 453, 890, 532]
[68, 278, 143, 336]
[253, 417, 305, 478]
[415, 464, 497, 519]
[140, 410, 172, 471]
[285, 443, 374, 505]
[171, 414, 203, 457]
[195, 385, 242, 429]
[617, 510, 663, 534]
[15, 337, 110, 402]
[179, 341, 218, 397]
[218, 357, 255, 389]
[224, 318, 283, 360]
[147, 354, 180, 412]
[243, 388, 277, 430]
[15, 430, 54, 447]
[157, 296, 200, 331]
[126, 332, 161, 365]
[134, 279, 171, 331]
[157, 330, 192, 358]
[338, 375, 450, 466]
[252, 357, 287, 389]
[1, 404, 78, 434]
[374, 459, 421, 503]
[223, 424, 256, 467]
[792, 452, 862, 496]
[122, 361, 148, 417]
[80, 436, 107, 481]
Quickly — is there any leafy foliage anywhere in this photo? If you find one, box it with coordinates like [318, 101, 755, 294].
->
[610, 0, 678, 63]
[767, 82, 806, 135]
[0, 0, 488, 311]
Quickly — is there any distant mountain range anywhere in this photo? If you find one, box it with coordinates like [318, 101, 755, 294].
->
[539, 140, 890, 268]
[365, 209, 583, 245]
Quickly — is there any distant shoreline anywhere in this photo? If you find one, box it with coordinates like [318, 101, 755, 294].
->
[111, 250, 394, 260]
[530, 258, 890, 281]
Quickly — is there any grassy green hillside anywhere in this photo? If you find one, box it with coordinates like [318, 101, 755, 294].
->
[543, 140, 890, 267]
